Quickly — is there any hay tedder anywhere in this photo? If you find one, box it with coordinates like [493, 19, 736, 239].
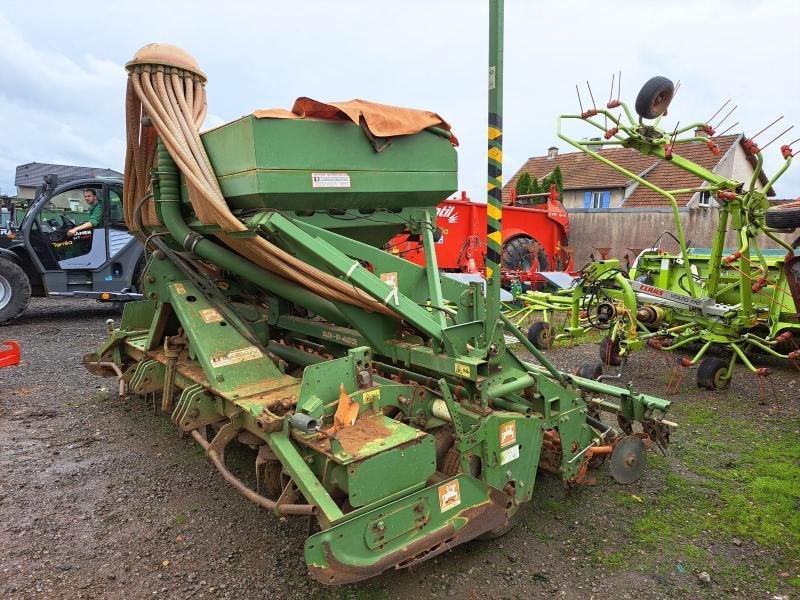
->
[517, 75, 800, 390]
[85, 2, 673, 585]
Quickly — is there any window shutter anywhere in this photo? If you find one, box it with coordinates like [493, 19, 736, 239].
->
[602, 191, 610, 208]
[584, 191, 591, 208]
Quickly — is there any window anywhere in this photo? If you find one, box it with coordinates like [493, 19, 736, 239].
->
[109, 187, 125, 226]
[698, 190, 711, 207]
[584, 190, 610, 209]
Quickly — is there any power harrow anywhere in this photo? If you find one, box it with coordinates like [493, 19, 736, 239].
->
[84, 7, 673, 584]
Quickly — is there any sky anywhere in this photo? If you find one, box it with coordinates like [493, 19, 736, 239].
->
[1, 0, 799, 200]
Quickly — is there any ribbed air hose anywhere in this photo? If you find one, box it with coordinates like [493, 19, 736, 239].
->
[122, 49, 392, 316]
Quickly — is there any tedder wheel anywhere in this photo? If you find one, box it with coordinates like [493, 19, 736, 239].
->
[527, 321, 553, 350]
[696, 356, 730, 390]
[599, 335, 623, 366]
[765, 202, 800, 230]
[635, 76, 675, 120]
[0, 258, 31, 325]
[502, 236, 548, 273]
[576, 362, 603, 380]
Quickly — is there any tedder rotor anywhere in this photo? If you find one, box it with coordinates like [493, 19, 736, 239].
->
[517, 75, 800, 391]
[85, 3, 673, 584]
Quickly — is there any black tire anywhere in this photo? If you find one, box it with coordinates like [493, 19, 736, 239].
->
[527, 321, 553, 350]
[502, 236, 548, 273]
[576, 362, 603, 380]
[599, 335, 623, 366]
[0, 258, 31, 325]
[697, 356, 730, 390]
[635, 76, 674, 120]
[765, 204, 800, 230]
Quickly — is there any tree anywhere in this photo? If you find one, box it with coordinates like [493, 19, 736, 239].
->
[515, 172, 532, 198]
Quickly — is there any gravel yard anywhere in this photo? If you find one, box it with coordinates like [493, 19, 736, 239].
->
[1, 298, 797, 599]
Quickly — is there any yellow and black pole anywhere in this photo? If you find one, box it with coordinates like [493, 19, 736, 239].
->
[486, 0, 504, 333]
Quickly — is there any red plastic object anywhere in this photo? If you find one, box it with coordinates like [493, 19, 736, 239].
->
[781, 144, 793, 158]
[0, 340, 20, 368]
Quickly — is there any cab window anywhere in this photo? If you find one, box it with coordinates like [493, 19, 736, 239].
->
[109, 187, 125, 226]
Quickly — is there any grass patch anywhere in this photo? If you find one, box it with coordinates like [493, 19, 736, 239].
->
[174, 512, 187, 525]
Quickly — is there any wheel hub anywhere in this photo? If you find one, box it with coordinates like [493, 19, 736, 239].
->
[0, 274, 11, 310]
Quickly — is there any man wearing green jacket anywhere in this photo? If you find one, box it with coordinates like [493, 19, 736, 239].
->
[67, 189, 104, 237]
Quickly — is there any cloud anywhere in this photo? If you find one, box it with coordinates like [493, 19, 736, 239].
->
[1, 0, 798, 200]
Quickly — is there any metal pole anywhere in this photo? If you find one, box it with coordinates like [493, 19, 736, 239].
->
[486, 0, 504, 338]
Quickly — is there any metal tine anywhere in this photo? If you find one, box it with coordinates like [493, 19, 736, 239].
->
[787, 136, 800, 147]
[608, 72, 615, 103]
[706, 99, 731, 126]
[575, 84, 585, 114]
[586, 80, 597, 110]
[712, 121, 739, 139]
[617, 71, 622, 101]
[714, 105, 738, 130]
[751, 115, 784, 140]
[759, 125, 794, 152]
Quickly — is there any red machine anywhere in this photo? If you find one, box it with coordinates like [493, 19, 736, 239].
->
[389, 185, 573, 285]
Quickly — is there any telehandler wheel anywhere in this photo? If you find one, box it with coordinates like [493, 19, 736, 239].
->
[599, 335, 623, 366]
[635, 76, 674, 120]
[0, 258, 31, 325]
[527, 321, 553, 350]
[765, 202, 800, 230]
[696, 356, 730, 390]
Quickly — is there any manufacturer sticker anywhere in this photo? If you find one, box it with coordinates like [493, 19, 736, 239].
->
[362, 389, 380, 404]
[499, 421, 517, 447]
[500, 444, 520, 465]
[438, 480, 461, 513]
[174, 283, 186, 295]
[311, 172, 351, 188]
[454, 362, 471, 378]
[199, 308, 224, 323]
[210, 346, 262, 368]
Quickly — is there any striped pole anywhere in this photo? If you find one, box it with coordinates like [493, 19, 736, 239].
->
[486, 0, 504, 331]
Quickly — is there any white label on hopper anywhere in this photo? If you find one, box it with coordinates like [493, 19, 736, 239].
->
[312, 172, 351, 188]
[211, 346, 263, 368]
[500, 444, 520, 465]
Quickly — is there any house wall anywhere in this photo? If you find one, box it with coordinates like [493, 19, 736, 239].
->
[562, 188, 624, 209]
[565, 207, 796, 266]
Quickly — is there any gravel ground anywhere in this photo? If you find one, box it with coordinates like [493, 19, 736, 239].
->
[0, 298, 797, 599]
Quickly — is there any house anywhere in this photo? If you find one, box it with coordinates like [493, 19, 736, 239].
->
[503, 134, 791, 262]
[15, 162, 122, 200]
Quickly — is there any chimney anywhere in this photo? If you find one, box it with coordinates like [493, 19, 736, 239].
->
[547, 146, 558, 160]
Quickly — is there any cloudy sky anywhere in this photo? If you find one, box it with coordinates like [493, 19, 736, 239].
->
[1, 0, 798, 199]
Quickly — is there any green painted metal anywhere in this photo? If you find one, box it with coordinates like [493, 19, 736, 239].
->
[86, 25, 675, 585]
[511, 79, 798, 388]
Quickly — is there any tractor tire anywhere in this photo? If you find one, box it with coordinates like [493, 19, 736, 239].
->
[765, 203, 800, 230]
[0, 258, 31, 325]
[576, 362, 603, 380]
[599, 335, 623, 366]
[635, 76, 674, 120]
[527, 321, 554, 350]
[502, 236, 548, 273]
[697, 356, 730, 390]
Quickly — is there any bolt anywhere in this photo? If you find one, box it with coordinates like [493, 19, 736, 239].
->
[147, 275, 156, 283]
[216, 374, 225, 382]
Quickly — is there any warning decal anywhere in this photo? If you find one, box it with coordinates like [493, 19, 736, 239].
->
[499, 421, 517, 448]
[438, 480, 461, 513]
[210, 346, 263, 368]
[199, 308, 224, 323]
[311, 172, 351, 188]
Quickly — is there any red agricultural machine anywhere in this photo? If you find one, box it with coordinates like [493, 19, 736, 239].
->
[388, 184, 574, 288]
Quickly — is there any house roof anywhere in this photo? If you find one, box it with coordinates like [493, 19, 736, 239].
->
[504, 134, 774, 207]
[15, 162, 122, 188]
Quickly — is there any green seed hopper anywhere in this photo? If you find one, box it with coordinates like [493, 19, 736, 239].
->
[86, 9, 672, 585]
